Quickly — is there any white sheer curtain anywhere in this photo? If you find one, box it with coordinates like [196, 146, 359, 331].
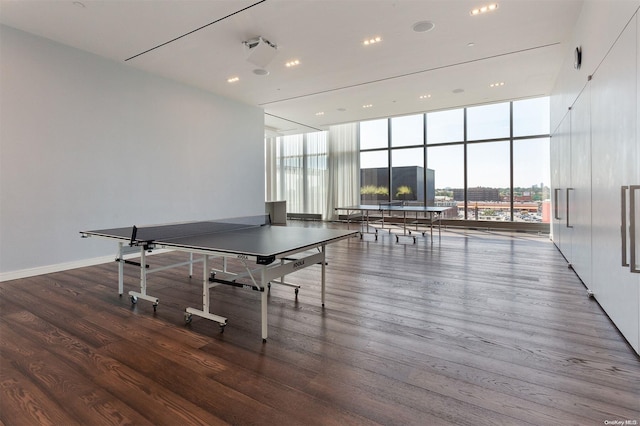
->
[325, 123, 360, 220]
[265, 124, 358, 221]
[265, 133, 327, 216]
[265, 135, 278, 202]
[305, 132, 328, 216]
[278, 134, 305, 214]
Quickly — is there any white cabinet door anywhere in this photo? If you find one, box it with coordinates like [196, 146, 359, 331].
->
[551, 113, 572, 262]
[550, 127, 560, 246]
[591, 18, 639, 354]
[569, 87, 592, 288]
[633, 170, 640, 354]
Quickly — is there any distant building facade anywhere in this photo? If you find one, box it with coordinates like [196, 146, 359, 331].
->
[360, 166, 435, 205]
[452, 187, 500, 202]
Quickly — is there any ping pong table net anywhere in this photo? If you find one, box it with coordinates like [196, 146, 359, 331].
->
[378, 201, 406, 208]
[129, 214, 272, 247]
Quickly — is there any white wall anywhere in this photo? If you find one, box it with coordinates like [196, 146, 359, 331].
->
[550, 0, 640, 130]
[0, 25, 265, 280]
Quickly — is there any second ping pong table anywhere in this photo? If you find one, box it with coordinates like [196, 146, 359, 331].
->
[81, 215, 357, 341]
[335, 202, 451, 243]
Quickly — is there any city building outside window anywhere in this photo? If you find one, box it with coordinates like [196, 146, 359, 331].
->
[266, 97, 550, 229]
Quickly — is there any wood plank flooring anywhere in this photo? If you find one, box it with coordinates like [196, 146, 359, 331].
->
[1, 223, 639, 425]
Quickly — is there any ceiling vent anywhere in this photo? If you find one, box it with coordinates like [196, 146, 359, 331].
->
[243, 36, 278, 69]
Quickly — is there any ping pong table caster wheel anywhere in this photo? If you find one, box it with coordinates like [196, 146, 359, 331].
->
[219, 323, 226, 333]
[294, 288, 299, 296]
[152, 302, 158, 312]
[184, 312, 192, 324]
[130, 295, 138, 304]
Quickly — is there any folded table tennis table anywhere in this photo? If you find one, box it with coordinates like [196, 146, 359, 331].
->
[335, 202, 451, 243]
[81, 215, 357, 341]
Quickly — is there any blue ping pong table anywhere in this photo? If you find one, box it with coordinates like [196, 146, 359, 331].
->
[81, 215, 357, 341]
[335, 202, 451, 243]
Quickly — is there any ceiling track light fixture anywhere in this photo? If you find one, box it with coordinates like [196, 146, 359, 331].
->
[363, 36, 382, 46]
[470, 3, 498, 16]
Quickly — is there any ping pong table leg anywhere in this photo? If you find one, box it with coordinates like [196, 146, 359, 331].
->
[117, 242, 124, 296]
[261, 267, 268, 342]
[140, 248, 146, 297]
[404, 211, 407, 236]
[184, 254, 227, 331]
[430, 212, 434, 243]
[321, 245, 326, 307]
[127, 247, 159, 310]
[202, 255, 210, 314]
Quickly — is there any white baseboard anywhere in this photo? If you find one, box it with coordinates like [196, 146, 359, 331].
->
[0, 249, 172, 282]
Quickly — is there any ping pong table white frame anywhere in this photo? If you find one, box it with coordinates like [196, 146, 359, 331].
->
[335, 205, 449, 243]
[91, 235, 347, 342]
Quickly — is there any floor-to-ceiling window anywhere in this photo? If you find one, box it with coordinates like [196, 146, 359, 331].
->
[359, 119, 389, 203]
[512, 97, 551, 223]
[359, 97, 550, 225]
[390, 115, 425, 204]
[266, 97, 550, 228]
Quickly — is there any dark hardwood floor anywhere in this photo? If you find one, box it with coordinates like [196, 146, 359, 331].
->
[1, 223, 639, 425]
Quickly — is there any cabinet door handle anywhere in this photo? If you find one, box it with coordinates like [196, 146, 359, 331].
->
[621, 186, 629, 267]
[630, 185, 639, 273]
[566, 188, 574, 228]
[554, 188, 561, 220]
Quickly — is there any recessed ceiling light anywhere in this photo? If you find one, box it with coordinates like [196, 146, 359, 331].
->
[467, 42, 475, 47]
[227, 76, 239, 83]
[489, 82, 505, 87]
[419, 94, 431, 99]
[470, 3, 498, 16]
[362, 104, 373, 108]
[363, 37, 382, 46]
[285, 59, 300, 67]
[253, 68, 269, 76]
[315, 112, 325, 116]
[412, 21, 435, 33]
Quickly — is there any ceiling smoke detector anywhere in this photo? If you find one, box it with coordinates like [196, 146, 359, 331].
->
[243, 36, 278, 69]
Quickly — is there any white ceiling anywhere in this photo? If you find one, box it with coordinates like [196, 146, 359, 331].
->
[0, 0, 583, 136]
